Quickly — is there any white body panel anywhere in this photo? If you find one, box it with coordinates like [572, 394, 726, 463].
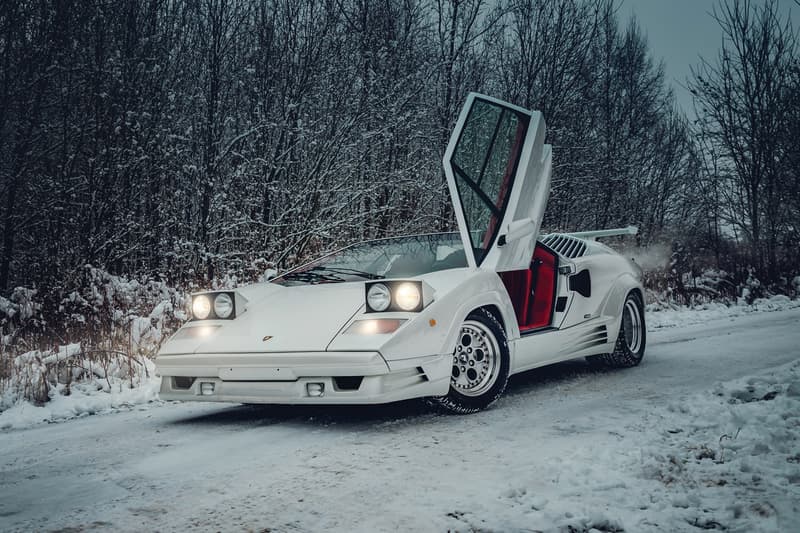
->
[161, 283, 364, 355]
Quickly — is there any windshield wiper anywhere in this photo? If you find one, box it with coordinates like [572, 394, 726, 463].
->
[277, 265, 383, 285]
[280, 267, 345, 284]
[316, 267, 384, 280]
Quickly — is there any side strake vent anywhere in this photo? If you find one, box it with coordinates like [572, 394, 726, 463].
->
[539, 234, 587, 259]
[560, 325, 608, 355]
[577, 325, 608, 350]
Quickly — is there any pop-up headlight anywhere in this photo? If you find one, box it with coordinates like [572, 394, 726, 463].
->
[394, 282, 421, 311]
[191, 292, 237, 320]
[213, 293, 234, 318]
[364, 280, 431, 313]
[192, 294, 212, 320]
[366, 283, 391, 312]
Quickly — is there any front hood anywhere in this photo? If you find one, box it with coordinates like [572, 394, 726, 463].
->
[160, 282, 365, 354]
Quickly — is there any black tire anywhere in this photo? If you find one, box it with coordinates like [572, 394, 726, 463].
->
[431, 308, 510, 414]
[588, 291, 646, 368]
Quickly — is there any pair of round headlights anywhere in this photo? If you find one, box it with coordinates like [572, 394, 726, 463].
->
[367, 282, 421, 312]
[192, 293, 234, 320]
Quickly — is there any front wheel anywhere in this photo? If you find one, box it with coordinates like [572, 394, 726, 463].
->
[432, 308, 510, 414]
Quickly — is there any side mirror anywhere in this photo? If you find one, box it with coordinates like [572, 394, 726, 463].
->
[498, 218, 536, 247]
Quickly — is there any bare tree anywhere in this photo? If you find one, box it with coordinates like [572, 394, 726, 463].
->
[0, 0, 707, 309]
[690, 0, 797, 280]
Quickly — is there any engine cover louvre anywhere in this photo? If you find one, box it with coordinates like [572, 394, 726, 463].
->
[539, 234, 587, 259]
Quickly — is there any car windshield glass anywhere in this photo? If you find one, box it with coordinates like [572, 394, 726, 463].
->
[272, 233, 468, 286]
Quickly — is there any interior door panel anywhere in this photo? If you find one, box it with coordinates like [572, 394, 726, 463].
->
[499, 242, 559, 333]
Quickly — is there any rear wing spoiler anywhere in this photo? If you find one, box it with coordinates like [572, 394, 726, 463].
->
[566, 226, 638, 241]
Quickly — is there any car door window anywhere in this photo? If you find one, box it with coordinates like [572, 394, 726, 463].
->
[450, 98, 529, 265]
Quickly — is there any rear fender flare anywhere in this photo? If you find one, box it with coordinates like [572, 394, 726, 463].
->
[600, 273, 643, 344]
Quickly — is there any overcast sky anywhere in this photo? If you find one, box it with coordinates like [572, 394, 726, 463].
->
[621, 0, 800, 119]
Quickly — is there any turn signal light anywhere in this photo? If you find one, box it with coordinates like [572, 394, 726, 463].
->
[344, 319, 406, 335]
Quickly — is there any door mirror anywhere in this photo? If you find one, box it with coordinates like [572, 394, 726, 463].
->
[497, 218, 536, 247]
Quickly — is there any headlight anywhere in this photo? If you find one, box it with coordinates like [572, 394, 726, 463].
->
[367, 283, 391, 312]
[364, 280, 428, 313]
[394, 282, 421, 311]
[192, 295, 211, 320]
[213, 293, 234, 318]
[191, 292, 237, 320]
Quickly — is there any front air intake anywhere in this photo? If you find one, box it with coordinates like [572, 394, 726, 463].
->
[173, 376, 196, 390]
[333, 376, 364, 391]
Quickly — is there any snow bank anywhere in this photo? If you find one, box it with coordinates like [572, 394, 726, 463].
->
[0, 357, 161, 431]
[1, 266, 185, 424]
[1, 335, 164, 430]
[647, 294, 800, 330]
[633, 359, 800, 531]
[479, 358, 800, 532]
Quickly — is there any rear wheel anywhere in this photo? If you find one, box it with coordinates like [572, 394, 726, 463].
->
[588, 291, 646, 368]
[432, 308, 510, 414]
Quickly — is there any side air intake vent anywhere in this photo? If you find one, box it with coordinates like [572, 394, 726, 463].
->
[577, 325, 608, 350]
[539, 234, 587, 259]
[560, 325, 608, 355]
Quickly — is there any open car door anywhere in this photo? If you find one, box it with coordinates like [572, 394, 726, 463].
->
[443, 93, 552, 271]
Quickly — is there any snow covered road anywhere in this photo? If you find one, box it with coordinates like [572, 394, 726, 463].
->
[2, 308, 799, 532]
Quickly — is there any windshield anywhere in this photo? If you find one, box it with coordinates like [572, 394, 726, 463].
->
[272, 233, 468, 286]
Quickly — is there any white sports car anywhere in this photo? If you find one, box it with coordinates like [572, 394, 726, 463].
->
[156, 93, 646, 413]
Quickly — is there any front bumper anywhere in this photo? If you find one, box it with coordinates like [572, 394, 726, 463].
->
[156, 351, 450, 404]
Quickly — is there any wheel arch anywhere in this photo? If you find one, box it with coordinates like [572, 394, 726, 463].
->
[438, 284, 519, 369]
[600, 273, 645, 346]
[432, 298, 514, 413]
[475, 304, 507, 334]
[587, 280, 647, 368]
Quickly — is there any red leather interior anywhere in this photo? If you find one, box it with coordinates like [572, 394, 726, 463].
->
[500, 243, 558, 332]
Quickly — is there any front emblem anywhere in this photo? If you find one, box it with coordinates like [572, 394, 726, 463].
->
[262, 335, 273, 342]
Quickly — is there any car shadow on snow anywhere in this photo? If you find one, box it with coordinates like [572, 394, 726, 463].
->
[503, 358, 619, 398]
[166, 359, 620, 427]
[167, 398, 433, 428]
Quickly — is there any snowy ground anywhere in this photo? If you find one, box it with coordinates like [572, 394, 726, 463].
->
[646, 294, 800, 330]
[1, 307, 799, 532]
